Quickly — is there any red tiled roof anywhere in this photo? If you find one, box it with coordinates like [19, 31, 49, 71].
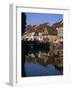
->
[25, 23, 58, 36]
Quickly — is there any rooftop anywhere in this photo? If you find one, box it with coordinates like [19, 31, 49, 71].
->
[25, 23, 58, 36]
[52, 20, 63, 27]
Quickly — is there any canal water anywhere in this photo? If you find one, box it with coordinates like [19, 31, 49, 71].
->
[22, 50, 63, 77]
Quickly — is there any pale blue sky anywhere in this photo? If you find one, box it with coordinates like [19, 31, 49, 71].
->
[26, 13, 63, 25]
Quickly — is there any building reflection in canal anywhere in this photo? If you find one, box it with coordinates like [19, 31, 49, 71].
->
[22, 50, 63, 77]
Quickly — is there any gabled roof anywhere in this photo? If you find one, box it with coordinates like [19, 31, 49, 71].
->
[47, 26, 58, 36]
[52, 20, 63, 27]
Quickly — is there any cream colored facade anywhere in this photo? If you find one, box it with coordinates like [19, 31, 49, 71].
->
[40, 28, 58, 42]
[47, 35, 58, 42]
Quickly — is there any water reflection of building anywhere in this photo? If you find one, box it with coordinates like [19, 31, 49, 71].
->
[22, 23, 58, 42]
[25, 51, 63, 74]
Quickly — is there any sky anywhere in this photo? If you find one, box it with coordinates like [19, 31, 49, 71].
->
[26, 13, 63, 25]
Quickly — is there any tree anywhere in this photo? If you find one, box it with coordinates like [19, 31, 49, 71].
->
[21, 13, 26, 35]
